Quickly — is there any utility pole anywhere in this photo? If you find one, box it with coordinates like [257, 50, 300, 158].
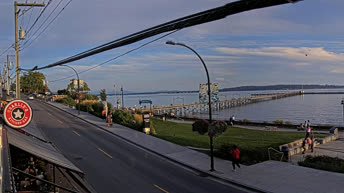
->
[14, 1, 45, 99]
[6, 55, 10, 96]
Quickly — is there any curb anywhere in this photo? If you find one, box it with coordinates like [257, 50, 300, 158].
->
[43, 101, 269, 193]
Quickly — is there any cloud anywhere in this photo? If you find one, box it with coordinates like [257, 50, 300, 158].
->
[216, 47, 344, 63]
[330, 68, 344, 74]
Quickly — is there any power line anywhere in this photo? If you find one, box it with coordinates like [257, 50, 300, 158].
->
[0, 44, 14, 58]
[21, 0, 71, 51]
[28, 0, 300, 71]
[20, 0, 67, 50]
[25, 0, 52, 36]
[48, 29, 179, 83]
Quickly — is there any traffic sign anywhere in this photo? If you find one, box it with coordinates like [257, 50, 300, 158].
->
[3, 100, 32, 128]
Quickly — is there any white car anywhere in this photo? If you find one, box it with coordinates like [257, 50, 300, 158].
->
[28, 95, 34, 100]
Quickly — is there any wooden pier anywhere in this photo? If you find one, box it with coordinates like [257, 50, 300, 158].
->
[138, 91, 301, 116]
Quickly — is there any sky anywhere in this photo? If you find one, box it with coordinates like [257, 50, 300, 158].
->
[1, 0, 344, 93]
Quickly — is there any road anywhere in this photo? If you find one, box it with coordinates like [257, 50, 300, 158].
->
[28, 100, 248, 193]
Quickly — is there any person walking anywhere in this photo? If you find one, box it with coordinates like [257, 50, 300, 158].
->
[232, 145, 240, 172]
[106, 112, 112, 127]
[305, 125, 311, 140]
[302, 137, 313, 154]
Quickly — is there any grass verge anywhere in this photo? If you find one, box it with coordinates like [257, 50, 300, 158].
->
[151, 118, 329, 164]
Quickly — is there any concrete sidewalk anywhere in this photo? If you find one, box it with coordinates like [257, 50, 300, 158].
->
[45, 101, 344, 193]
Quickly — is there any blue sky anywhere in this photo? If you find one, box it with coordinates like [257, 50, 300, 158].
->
[1, 0, 344, 92]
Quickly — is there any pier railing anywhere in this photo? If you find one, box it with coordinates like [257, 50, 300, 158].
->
[139, 91, 301, 116]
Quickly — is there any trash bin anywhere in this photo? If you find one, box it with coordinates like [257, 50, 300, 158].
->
[281, 145, 289, 162]
[330, 127, 338, 135]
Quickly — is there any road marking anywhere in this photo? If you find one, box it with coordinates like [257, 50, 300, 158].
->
[58, 120, 63, 124]
[154, 185, 169, 193]
[72, 130, 80, 136]
[47, 112, 52, 116]
[98, 148, 113, 159]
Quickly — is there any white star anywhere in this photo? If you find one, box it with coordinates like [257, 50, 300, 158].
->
[13, 109, 23, 119]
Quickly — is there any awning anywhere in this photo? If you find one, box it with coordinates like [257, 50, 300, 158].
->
[6, 127, 83, 174]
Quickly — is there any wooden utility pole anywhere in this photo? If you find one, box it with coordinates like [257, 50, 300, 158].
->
[14, 1, 45, 99]
[6, 55, 10, 95]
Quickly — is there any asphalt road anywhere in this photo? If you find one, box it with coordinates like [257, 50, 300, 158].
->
[29, 100, 248, 193]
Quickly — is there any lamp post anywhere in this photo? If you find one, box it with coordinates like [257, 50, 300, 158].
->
[166, 41, 214, 171]
[121, 86, 124, 108]
[61, 65, 80, 115]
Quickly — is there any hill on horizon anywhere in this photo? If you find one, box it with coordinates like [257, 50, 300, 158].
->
[220, 84, 344, 92]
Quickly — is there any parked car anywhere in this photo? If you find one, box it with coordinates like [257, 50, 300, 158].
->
[28, 95, 34, 100]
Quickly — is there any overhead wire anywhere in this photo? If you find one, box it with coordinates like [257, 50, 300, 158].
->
[25, 0, 300, 71]
[48, 29, 179, 83]
[21, 0, 71, 51]
[0, 44, 14, 58]
[25, 0, 52, 38]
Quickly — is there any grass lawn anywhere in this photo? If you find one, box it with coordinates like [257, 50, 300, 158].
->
[150, 118, 329, 164]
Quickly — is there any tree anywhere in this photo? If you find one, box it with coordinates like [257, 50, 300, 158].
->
[100, 89, 107, 101]
[66, 79, 90, 99]
[20, 71, 46, 93]
[57, 89, 69, 95]
[10, 83, 16, 91]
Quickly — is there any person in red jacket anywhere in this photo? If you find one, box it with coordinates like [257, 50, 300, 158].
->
[232, 145, 241, 171]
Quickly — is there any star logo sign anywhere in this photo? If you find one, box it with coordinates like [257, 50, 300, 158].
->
[12, 108, 24, 120]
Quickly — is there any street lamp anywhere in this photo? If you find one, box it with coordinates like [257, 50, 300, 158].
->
[60, 65, 80, 115]
[166, 41, 215, 171]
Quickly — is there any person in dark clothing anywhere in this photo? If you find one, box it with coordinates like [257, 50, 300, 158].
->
[232, 145, 240, 171]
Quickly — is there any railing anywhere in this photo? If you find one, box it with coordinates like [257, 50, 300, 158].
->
[268, 147, 284, 161]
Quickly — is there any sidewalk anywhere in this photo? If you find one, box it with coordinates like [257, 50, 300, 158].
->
[46, 101, 344, 193]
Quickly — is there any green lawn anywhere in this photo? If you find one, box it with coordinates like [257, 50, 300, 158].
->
[150, 118, 329, 164]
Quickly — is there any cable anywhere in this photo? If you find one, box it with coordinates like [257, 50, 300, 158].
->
[21, 0, 70, 51]
[0, 44, 14, 58]
[48, 29, 179, 83]
[25, 0, 52, 36]
[29, 0, 300, 71]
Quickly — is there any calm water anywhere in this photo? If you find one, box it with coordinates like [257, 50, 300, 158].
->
[107, 89, 344, 127]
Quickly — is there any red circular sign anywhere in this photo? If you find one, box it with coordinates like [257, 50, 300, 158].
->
[3, 100, 33, 129]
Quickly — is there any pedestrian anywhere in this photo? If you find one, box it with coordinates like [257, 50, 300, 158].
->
[302, 137, 313, 154]
[305, 125, 311, 140]
[232, 145, 240, 172]
[304, 121, 307, 128]
[229, 116, 233, 126]
[230, 115, 235, 126]
[106, 112, 112, 127]
[307, 120, 311, 127]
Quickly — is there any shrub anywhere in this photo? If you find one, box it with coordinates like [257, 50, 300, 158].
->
[273, 120, 284, 125]
[57, 96, 76, 106]
[113, 110, 141, 130]
[192, 119, 209, 135]
[214, 144, 269, 165]
[285, 121, 292, 125]
[298, 156, 344, 173]
[243, 119, 251, 123]
[83, 94, 98, 100]
[134, 114, 143, 125]
[77, 103, 93, 112]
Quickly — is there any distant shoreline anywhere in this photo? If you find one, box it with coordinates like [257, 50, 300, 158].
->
[103, 84, 344, 96]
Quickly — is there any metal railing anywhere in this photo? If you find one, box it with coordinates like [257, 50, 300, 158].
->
[268, 147, 284, 161]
